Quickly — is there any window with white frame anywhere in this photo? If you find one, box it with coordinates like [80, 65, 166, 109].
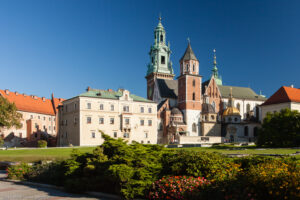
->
[123, 106, 129, 112]
[99, 117, 104, 124]
[92, 132, 96, 138]
[100, 104, 104, 110]
[140, 107, 144, 113]
[140, 119, 144, 126]
[87, 117, 91, 124]
[111, 104, 114, 111]
[114, 132, 117, 138]
[144, 132, 148, 138]
[110, 118, 114, 124]
[87, 103, 91, 109]
[123, 133, 129, 138]
[125, 118, 130, 125]
[148, 120, 152, 126]
[148, 107, 152, 113]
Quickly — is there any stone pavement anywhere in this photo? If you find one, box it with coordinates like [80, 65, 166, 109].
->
[0, 171, 108, 200]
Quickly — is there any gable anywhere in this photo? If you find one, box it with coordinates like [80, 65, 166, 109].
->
[262, 86, 300, 106]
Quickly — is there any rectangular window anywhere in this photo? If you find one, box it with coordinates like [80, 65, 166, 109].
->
[99, 118, 104, 124]
[65, 120, 68, 126]
[49, 117, 51, 121]
[140, 120, 144, 126]
[161, 56, 165, 64]
[123, 133, 129, 138]
[140, 107, 144, 113]
[54, 126, 56, 131]
[100, 104, 104, 110]
[111, 104, 114, 111]
[110, 118, 114, 124]
[125, 118, 130, 125]
[74, 103, 77, 110]
[92, 132, 95, 138]
[145, 132, 148, 138]
[123, 106, 129, 112]
[31, 115, 33, 119]
[38, 116, 40, 119]
[87, 117, 92, 124]
[148, 120, 152, 126]
[87, 103, 91, 109]
[114, 132, 117, 138]
[43, 117, 46, 121]
[43, 125, 46, 131]
[148, 107, 152, 113]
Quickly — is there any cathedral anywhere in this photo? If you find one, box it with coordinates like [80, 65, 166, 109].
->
[146, 18, 267, 144]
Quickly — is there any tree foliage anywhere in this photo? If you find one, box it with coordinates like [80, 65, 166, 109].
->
[0, 96, 22, 129]
[257, 108, 300, 147]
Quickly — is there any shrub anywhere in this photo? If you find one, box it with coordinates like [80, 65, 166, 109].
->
[257, 108, 300, 147]
[0, 137, 4, 147]
[37, 140, 47, 148]
[148, 176, 210, 200]
[7, 163, 32, 180]
[161, 150, 241, 182]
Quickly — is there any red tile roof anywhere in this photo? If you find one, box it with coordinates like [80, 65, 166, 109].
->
[262, 86, 300, 106]
[0, 90, 64, 116]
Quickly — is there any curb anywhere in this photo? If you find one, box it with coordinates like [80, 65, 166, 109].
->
[1, 178, 121, 200]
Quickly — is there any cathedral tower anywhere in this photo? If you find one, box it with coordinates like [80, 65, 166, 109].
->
[178, 40, 202, 136]
[146, 16, 175, 100]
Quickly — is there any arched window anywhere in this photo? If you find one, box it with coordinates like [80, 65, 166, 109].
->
[244, 126, 248, 136]
[193, 64, 195, 71]
[186, 64, 189, 72]
[160, 34, 163, 42]
[192, 123, 197, 132]
[192, 93, 195, 100]
[192, 79, 195, 87]
[236, 103, 240, 111]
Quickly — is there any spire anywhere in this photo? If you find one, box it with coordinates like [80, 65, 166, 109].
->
[180, 40, 198, 61]
[212, 49, 218, 77]
[211, 49, 222, 85]
[228, 87, 235, 107]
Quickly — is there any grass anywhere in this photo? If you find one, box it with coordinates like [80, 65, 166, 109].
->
[0, 147, 96, 162]
[0, 145, 299, 162]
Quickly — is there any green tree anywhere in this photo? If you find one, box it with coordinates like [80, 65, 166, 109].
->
[257, 108, 300, 147]
[0, 96, 22, 129]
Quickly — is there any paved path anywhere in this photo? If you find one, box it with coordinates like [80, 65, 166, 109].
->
[0, 171, 105, 200]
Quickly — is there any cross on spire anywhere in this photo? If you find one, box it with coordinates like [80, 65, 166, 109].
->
[158, 13, 162, 22]
[187, 37, 190, 44]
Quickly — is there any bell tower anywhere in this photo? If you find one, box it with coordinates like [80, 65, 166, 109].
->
[146, 16, 175, 100]
[178, 40, 202, 136]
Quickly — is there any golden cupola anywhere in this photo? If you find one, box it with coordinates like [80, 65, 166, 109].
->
[223, 87, 240, 116]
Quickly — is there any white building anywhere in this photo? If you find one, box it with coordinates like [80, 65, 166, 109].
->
[58, 88, 157, 146]
[261, 86, 300, 119]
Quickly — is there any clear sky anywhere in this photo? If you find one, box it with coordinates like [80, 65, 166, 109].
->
[0, 0, 299, 99]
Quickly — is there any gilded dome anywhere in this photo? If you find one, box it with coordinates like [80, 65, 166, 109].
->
[223, 107, 240, 116]
[171, 107, 183, 116]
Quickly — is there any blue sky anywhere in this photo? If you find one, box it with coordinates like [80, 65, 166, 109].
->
[0, 0, 299, 99]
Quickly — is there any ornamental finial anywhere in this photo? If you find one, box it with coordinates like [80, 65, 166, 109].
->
[187, 37, 190, 44]
[213, 49, 217, 65]
[158, 13, 162, 22]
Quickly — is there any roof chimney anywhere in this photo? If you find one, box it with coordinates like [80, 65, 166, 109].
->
[107, 89, 113, 92]
[290, 85, 294, 88]
[23, 93, 27, 97]
[15, 91, 19, 95]
[86, 86, 91, 91]
[5, 89, 9, 95]
[42, 97, 46, 102]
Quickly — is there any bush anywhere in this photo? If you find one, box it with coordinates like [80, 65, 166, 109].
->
[7, 163, 32, 180]
[0, 137, 4, 147]
[37, 140, 47, 148]
[148, 176, 210, 199]
[257, 108, 300, 147]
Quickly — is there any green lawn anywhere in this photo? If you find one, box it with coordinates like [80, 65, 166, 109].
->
[0, 145, 299, 162]
[0, 147, 96, 162]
